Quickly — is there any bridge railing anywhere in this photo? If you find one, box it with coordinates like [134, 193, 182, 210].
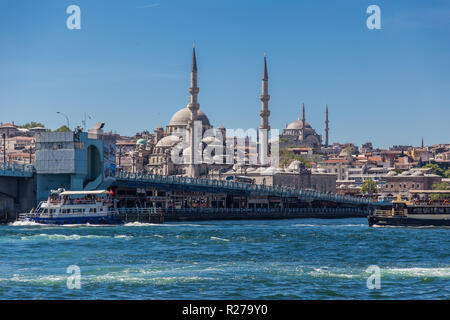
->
[0, 163, 35, 177]
[151, 206, 368, 215]
[115, 171, 380, 206]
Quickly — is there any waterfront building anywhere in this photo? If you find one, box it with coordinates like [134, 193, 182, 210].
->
[0, 122, 19, 138]
[380, 168, 442, 198]
[6, 136, 34, 152]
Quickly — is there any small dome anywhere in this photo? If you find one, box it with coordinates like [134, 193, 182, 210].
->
[155, 135, 181, 148]
[168, 107, 210, 127]
[288, 160, 303, 171]
[387, 171, 397, 176]
[136, 138, 147, 145]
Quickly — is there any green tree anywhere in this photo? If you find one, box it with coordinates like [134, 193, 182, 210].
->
[361, 178, 377, 195]
[19, 122, 45, 129]
[444, 169, 450, 178]
[421, 163, 444, 176]
[54, 125, 71, 132]
[279, 148, 311, 168]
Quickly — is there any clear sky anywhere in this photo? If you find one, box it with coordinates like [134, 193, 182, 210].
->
[1, 0, 449, 148]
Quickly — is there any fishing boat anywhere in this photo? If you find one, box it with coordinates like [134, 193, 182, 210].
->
[19, 189, 123, 225]
[368, 190, 450, 227]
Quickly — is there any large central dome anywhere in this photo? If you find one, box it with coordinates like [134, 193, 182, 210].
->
[286, 119, 312, 130]
[169, 107, 211, 127]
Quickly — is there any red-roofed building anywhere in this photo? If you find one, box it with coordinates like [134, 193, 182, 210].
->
[0, 122, 19, 138]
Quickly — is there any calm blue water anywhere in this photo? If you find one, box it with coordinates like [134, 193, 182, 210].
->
[0, 218, 449, 299]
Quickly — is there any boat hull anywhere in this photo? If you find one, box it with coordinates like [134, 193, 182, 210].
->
[368, 215, 450, 227]
[23, 215, 123, 225]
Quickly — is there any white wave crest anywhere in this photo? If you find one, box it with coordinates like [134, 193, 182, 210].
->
[210, 236, 230, 242]
[114, 235, 133, 240]
[9, 220, 45, 227]
[20, 234, 110, 241]
[384, 267, 450, 278]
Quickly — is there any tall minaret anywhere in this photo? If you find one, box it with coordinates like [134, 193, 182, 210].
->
[325, 104, 329, 147]
[187, 43, 200, 177]
[301, 102, 306, 141]
[188, 42, 200, 119]
[259, 53, 271, 165]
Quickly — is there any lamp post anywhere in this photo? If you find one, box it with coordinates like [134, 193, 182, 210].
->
[56, 111, 70, 130]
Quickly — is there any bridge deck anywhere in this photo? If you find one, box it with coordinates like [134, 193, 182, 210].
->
[115, 172, 390, 207]
[0, 163, 34, 178]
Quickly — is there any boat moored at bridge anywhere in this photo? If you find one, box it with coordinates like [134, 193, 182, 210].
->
[19, 189, 123, 225]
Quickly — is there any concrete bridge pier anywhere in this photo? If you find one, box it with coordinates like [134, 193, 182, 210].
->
[0, 175, 36, 223]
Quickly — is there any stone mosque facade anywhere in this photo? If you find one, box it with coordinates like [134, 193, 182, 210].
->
[131, 46, 331, 179]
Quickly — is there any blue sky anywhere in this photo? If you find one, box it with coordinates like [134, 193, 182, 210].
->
[0, 0, 449, 148]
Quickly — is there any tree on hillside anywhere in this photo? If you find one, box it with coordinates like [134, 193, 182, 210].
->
[279, 148, 311, 169]
[19, 122, 45, 129]
[361, 178, 378, 195]
[54, 125, 71, 132]
[444, 169, 450, 178]
[421, 163, 444, 177]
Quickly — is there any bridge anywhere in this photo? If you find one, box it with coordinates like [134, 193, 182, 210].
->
[114, 171, 391, 208]
[1, 164, 391, 223]
[0, 163, 36, 222]
[0, 163, 34, 178]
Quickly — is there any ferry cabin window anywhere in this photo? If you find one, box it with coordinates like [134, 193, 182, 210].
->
[435, 207, 445, 214]
[411, 207, 422, 214]
[423, 207, 432, 214]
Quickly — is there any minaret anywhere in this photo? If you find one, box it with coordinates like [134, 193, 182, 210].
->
[187, 43, 200, 177]
[188, 42, 200, 119]
[259, 53, 270, 165]
[301, 102, 306, 141]
[325, 104, 329, 147]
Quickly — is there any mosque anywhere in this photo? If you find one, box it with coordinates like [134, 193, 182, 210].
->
[279, 104, 329, 149]
[131, 45, 330, 178]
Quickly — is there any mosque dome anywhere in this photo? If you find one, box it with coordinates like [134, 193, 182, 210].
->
[136, 138, 147, 145]
[168, 107, 211, 127]
[155, 135, 181, 148]
[286, 119, 312, 130]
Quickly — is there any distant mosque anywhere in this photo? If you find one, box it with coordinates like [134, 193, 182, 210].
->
[131, 45, 331, 177]
[279, 103, 329, 149]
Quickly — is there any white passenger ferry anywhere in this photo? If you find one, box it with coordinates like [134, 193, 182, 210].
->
[20, 189, 123, 225]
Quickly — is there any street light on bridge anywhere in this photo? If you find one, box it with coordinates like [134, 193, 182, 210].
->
[56, 111, 70, 130]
